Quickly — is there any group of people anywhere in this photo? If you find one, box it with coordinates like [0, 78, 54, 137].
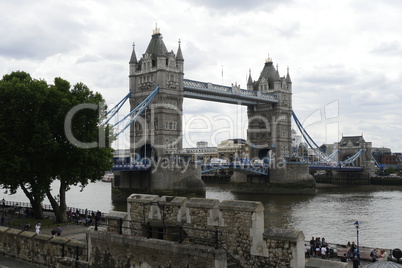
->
[370, 248, 388, 262]
[33, 222, 62, 237]
[50, 225, 63, 237]
[67, 208, 102, 226]
[339, 241, 389, 266]
[308, 237, 331, 259]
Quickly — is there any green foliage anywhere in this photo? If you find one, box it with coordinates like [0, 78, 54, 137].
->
[385, 166, 396, 175]
[0, 71, 114, 219]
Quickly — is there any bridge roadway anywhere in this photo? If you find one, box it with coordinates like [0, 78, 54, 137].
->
[112, 161, 270, 175]
[309, 165, 364, 172]
[112, 161, 364, 175]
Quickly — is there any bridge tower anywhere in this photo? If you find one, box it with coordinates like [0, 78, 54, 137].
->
[112, 28, 205, 201]
[231, 58, 315, 193]
[129, 26, 184, 159]
[246, 57, 292, 163]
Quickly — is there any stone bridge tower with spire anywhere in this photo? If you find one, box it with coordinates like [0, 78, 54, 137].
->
[231, 57, 315, 193]
[112, 27, 205, 201]
[129, 26, 184, 159]
[246, 57, 293, 163]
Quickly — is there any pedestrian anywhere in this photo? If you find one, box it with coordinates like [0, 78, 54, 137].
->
[24, 223, 31, 231]
[352, 256, 359, 268]
[305, 244, 310, 258]
[379, 249, 388, 261]
[309, 237, 315, 256]
[56, 225, 62, 236]
[340, 253, 347, 262]
[326, 245, 331, 259]
[321, 245, 327, 259]
[370, 248, 378, 262]
[35, 222, 41, 234]
[51, 226, 57, 237]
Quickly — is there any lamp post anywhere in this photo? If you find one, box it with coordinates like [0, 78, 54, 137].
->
[354, 220, 360, 264]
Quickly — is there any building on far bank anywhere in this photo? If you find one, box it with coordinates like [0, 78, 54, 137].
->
[217, 138, 248, 162]
[181, 142, 217, 162]
[291, 129, 302, 149]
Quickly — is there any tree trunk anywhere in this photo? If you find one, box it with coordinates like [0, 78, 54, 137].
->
[20, 184, 44, 219]
[46, 179, 67, 223]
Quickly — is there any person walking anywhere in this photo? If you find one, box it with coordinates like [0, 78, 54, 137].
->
[321, 246, 327, 259]
[56, 225, 62, 236]
[379, 249, 388, 261]
[370, 248, 378, 262]
[352, 256, 359, 268]
[35, 223, 41, 234]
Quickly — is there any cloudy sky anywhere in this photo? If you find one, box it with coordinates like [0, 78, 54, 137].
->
[1, 0, 401, 152]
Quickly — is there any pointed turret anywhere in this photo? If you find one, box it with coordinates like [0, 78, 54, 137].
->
[176, 39, 184, 62]
[286, 66, 292, 84]
[129, 42, 137, 64]
[247, 69, 253, 86]
[247, 69, 254, 91]
[145, 26, 168, 63]
[257, 55, 280, 89]
[274, 64, 280, 81]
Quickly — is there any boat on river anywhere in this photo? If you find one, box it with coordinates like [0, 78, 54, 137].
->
[101, 172, 113, 182]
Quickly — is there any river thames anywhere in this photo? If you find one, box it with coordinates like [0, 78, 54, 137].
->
[2, 181, 402, 250]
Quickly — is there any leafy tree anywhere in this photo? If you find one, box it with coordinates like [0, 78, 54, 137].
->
[385, 166, 396, 175]
[0, 71, 114, 222]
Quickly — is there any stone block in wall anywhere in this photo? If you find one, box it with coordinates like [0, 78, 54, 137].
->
[158, 196, 187, 224]
[219, 200, 266, 265]
[105, 211, 129, 235]
[127, 194, 159, 235]
[186, 198, 220, 227]
[263, 228, 305, 268]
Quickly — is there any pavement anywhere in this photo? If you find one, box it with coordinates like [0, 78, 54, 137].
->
[0, 213, 91, 268]
[39, 223, 90, 241]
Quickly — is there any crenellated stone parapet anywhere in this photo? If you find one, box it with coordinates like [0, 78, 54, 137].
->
[102, 193, 306, 268]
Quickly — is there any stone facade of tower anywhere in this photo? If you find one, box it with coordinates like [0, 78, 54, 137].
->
[246, 59, 293, 164]
[231, 59, 315, 193]
[129, 28, 184, 160]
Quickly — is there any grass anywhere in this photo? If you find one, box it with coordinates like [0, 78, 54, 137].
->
[3, 215, 74, 230]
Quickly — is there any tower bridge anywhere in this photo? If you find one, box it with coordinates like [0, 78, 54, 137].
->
[111, 28, 316, 201]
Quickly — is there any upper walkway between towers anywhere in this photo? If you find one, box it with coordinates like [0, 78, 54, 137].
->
[183, 79, 278, 105]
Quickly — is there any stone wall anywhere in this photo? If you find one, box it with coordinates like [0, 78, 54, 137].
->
[0, 226, 87, 268]
[103, 193, 306, 268]
[88, 230, 227, 268]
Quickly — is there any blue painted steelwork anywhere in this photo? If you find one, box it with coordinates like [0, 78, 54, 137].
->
[292, 111, 339, 166]
[201, 163, 269, 175]
[292, 111, 366, 169]
[113, 86, 159, 137]
[105, 91, 131, 125]
[112, 163, 151, 171]
[183, 79, 277, 105]
[309, 165, 364, 171]
[342, 149, 364, 166]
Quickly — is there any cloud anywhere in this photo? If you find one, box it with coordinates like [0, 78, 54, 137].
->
[0, 1, 93, 60]
[76, 54, 102, 64]
[184, 0, 291, 12]
[370, 41, 402, 56]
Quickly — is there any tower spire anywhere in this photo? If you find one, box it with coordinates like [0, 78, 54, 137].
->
[176, 39, 184, 61]
[286, 66, 292, 83]
[153, 23, 160, 35]
[129, 42, 137, 64]
[247, 68, 253, 86]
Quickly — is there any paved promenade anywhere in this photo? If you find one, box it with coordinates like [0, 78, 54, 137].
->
[39, 223, 89, 241]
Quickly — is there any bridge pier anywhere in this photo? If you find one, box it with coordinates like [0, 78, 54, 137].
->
[112, 164, 205, 202]
[230, 163, 316, 194]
